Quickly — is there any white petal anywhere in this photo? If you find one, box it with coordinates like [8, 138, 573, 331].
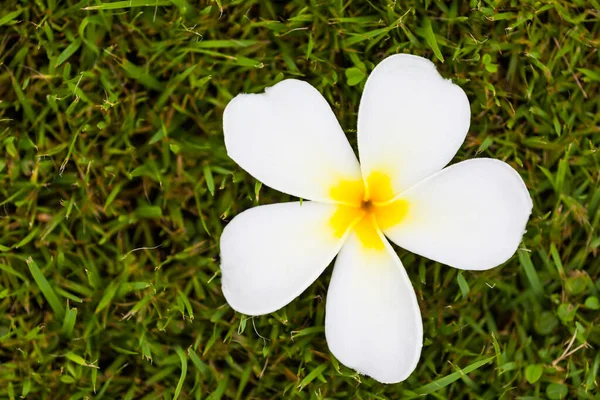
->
[220, 202, 347, 315]
[384, 158, 533, 271]
[358, 54, 471, 194]
[325, 233, 422, 383]
[224, 79, 362, 203]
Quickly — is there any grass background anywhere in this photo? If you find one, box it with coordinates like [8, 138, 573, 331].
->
[1, 0, 599, 398]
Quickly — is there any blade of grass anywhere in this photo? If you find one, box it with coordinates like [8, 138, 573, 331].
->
[61, 306, 78, 338]
[412, 356, 496, 395]
[173, 347, 188, 400]
[518, 250, 544, 298]
[56, 39, 82, 67]
[82, 0, 171, 10]
[26, 257, 65, 320]
[422, 18, 444, 62]
[0, 9, 22, 26]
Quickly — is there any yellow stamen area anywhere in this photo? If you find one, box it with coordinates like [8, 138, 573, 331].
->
[330, 178, 364, 206]
[365, 171, 395, 204]
[330, 172, 409, 250]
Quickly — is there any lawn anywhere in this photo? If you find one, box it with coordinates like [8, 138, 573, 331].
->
[1, 0, 599, 398]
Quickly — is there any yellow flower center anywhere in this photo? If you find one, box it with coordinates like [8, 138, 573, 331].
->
[330, 172, 409, 250]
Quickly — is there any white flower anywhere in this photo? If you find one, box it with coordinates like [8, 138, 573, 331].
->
[220, 54, 532, 384]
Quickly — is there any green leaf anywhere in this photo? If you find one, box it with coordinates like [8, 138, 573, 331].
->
[477, 136, 494, 154]
[584, 296, 600, 310]
[306, 34, 314, 59]
[56, 39, 82, 67]
[457, 272, 470, 298]
[95, 280, 120, 313]
[173, 348, 188, 400]
[0, 263, 27, 281]
[422, 18, 444, 62]
[156, 64, 197, 109]
[204, 165, 215, 196]
[122, 60, 163, 91]
[0, 9, 22, 26]
[556, 303, 577, 323]
[91, 367, 98, 393]
[412, 356, 496, 395]
[10, 75, 35, 123]
[66, 351, 99, 368]
[518, 250, 544, 297]
[345, 67, 366, 86]
[546, 383, 568, 399]
[177, 291, 194, 321]
[134, 206, 162, 218]
[104, 183, 123, 211]
[298, 364, 327, 390]
[254, 181, 262, 202]
[549, 244, 565, 277]
[565, 273, 587, 295]
[83, 0, 171, 10]
[578, 68, 600, 82]
[61, 307, 78, 338]
[21, 378, 31, 397]
[26, 257, 65, 320]
[192, 75, 212, 88]
[189, 350, 209, 375]
[342, 27, 391, 46]
[485, 62, 498, 73]
[534, 311, 558, 335]
[525, 364, 543, 384]
[193, 39, 259, 48]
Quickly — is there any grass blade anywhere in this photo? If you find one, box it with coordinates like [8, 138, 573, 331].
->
[10, 74, 35, 123]
[83, 0, 171, 10]
[56, 39, 82, 67]
[412, 356, 496, 395]
[0, 9, 22, 26]
[26, 257, 65, 320]
[95, 280, 120, 314]
[173, 347, 188, 400]
[422, 18, 444, 62]
[203, 165, 215, 196]
[518, 250, 544, 297]
[298, 364, 327, 390]
[61, 307, 78, 338]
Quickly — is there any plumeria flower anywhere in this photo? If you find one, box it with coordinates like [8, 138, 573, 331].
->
[220, 54, 532, 383]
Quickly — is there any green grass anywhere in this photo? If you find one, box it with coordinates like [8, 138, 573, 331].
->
[1, 0, 599, 398]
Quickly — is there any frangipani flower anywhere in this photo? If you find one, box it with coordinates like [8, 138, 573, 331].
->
[220, 54, 532, 383]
